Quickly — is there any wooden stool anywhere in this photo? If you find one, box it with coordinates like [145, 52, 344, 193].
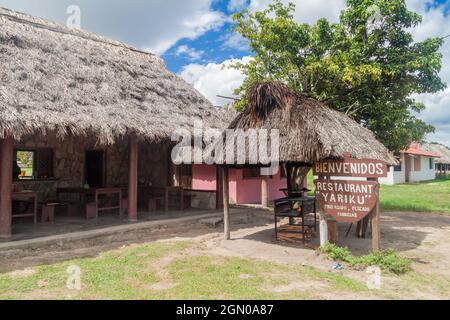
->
[42, 203, 59, 223]
[86, 202, 98, 219]
[148, 198, 158, 212]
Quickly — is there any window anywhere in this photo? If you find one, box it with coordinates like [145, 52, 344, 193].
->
[429, 158, 435, 170]
[393, 163, 402, 172]
[14, 148, 54, 180]
[15, 150, 35, 179]
[243, 167, 261, 179]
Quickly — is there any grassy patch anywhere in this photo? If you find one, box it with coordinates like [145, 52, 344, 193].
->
[321, 244, 412, 275]
[380, 178, 450, 213]
[0, 241, 369, 300]
[0, 241, 190, 300]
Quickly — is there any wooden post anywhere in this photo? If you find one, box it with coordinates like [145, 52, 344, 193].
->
[127, 135, 138, 221]
[222, 166, 230, 240]
[261, 176, 269, 207]
[327, 220, 338, 244]
[369, 177, 381, 251]
[0, 138, 13, 239]
[216, 165, 224, 209]
[322, 175, 337, 244]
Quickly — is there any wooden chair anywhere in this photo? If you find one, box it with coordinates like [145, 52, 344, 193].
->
[41, 203, 59, 223]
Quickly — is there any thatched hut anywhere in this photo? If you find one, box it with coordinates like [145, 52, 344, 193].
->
[217, 81, 396, 166]
[214, 81, 396, 240]
[422, 143, 450, 175]
[0, 7, 228, 238]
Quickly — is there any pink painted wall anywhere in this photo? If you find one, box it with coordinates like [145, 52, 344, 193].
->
[192, 164, 217, 190]
[192, 164, 287, 205]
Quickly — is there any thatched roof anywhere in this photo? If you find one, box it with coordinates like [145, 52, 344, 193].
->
[422, 143, 450, 164]
[0, 7, 226, 144]
[215, 81, 397, 166]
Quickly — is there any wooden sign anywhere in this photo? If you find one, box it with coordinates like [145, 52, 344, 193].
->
[314, 179, 379, 223]
[313, 159, 388, 178]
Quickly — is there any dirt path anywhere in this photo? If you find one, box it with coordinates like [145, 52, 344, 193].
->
[1, 210, 449, 299]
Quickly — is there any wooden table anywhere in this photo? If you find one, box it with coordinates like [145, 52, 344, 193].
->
[93, 188, 122, 217]
[12, 191, 38, 224]
[165, 186, 184, 212]
[57, 187, 122, 218]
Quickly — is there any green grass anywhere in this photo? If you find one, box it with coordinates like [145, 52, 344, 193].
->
[1, 240, 449, 299]
[321, 243, 412, 275]
[380, 177, 450, 213]
[0, 241, 368, 300]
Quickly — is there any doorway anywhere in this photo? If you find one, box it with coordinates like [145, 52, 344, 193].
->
[85, 150, 105, 188]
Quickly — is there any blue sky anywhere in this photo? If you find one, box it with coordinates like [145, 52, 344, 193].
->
[0, 0, 449, 146]
[163, 0, 251, 73]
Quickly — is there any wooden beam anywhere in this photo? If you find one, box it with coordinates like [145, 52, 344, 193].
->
[216, 165, 224, 209]
[261, 176, 269, 207]
[368, 177, 381, 251]
[222, 166, 230, 240]
[127, 135, 138, 221]
[0, 137, 13, 239]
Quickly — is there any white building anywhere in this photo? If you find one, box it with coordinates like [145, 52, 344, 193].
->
[380, 144, 440, 185]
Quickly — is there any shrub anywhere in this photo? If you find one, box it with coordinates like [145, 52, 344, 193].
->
[321, 243, 412, 275]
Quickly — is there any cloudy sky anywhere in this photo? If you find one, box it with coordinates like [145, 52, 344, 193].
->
[1, 0, 449, 146]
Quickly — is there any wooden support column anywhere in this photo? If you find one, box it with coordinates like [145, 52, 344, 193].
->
[222, 166, 230, 240]
[261, 176, 269, 207]
[127, 135, 138, 222]
[0, 138, 13, 239]
[216, 165, 224, 209]
[369, 177, 381, 251]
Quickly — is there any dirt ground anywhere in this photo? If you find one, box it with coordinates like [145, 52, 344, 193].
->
[1, 209, 450, 299]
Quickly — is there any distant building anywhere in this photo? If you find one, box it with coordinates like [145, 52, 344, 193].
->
[422, 143, 450, 176]
[380, 143, 440, 185]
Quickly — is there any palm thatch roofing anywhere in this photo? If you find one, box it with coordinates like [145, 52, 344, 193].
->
[0, 7, 226, 144]
[215, 81, 397, 166]
[422, 143, 450, 164]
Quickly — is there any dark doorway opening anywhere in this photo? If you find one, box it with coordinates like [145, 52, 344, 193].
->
[85, 150, 105, 188]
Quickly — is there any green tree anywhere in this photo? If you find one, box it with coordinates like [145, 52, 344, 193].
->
[231, 0, 446, 151]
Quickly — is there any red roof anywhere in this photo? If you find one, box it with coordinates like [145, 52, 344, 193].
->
[404, 143, 440, 158]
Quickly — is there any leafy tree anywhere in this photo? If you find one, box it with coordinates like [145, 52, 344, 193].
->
[231, 0, 446, 151]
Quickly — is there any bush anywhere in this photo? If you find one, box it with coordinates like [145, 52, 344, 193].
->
[321, 243, 412, 275]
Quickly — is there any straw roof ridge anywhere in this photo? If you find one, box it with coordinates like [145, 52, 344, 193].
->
[221, 81, 397, 165]
[0, 6, 227, 144]
[422, 143, 450, 164]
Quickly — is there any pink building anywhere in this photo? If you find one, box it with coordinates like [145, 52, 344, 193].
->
[191, 164, 287, 205]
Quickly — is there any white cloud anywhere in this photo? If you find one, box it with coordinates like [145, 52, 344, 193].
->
[228, 0, 248, 13]
[179, 57, 252, 106]
[222, 33, 250, 51]
[175, 45, 204, 61]
[406, 0, 450, 146]
[0, 0, 226, 54]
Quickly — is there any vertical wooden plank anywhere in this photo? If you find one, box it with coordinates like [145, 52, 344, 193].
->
[222, 166, 230, 240]
[127, 135, 138, 221]
[261, 176, 269, 207]
[368, 177, 381, 251]
[180, 187, 184, 210]
[165, 188, 169, 212]
[0, 137, 13, 239]
[216, 165, 224, 209]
